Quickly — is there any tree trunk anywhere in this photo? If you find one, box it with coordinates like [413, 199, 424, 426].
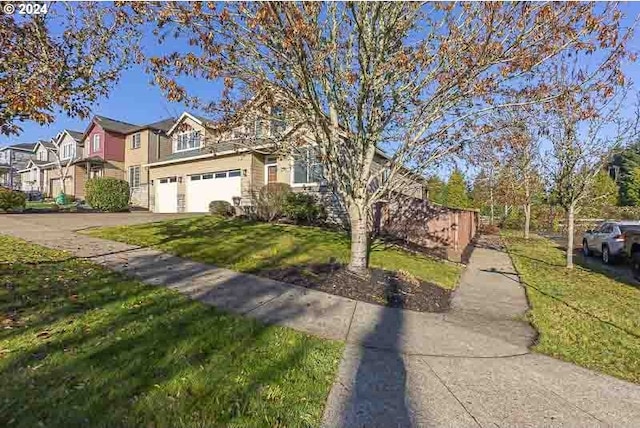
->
[489, 188, 495, 225]
[523, 203, 531, 239]
[348, 202, 370, 275]
[566, 204, 575, 269]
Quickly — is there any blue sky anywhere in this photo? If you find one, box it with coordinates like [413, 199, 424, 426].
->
[3, 2, 640, 157]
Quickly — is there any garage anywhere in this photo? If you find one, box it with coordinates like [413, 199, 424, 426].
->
[186, 169, 241, 212]
[155, 177, 178, 213]
[50, 178, 62, 197]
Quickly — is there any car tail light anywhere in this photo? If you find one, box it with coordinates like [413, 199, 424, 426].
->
[614, 234, 625, 242]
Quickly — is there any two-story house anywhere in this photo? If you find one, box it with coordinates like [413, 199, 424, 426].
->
[0, 142, 37, 190]
[18, 140, 58, 194]
[40, 130, 85, 197]
[122, 118, 175, 208]
[144, 105, 425, 219]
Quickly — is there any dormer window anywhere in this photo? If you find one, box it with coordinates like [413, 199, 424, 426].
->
[271, 106, 286, 136]
[175, 130, 202, 152]
[38, 150, 47, 161]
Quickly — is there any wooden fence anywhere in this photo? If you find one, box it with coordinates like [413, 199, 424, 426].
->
[373, 196, 479, 262]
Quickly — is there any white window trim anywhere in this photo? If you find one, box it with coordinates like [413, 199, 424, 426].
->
[131, 133, 141, 150]
[92, 134, 101, 152]
[61, 143, 75, 160]
[289, 149, 323, 188]
[264, 155, 277, 183]
[173, 130, 202, 153]
[128, 165, 141, 188]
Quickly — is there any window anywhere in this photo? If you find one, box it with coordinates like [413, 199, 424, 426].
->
[128, 165, 141, 188]
[61, 143, 75, 160]
[271, 106, 286, 136]
[228, 170, 241, 177]
[293, 147, 323, 185]
[214, 172, 227, 178]
[131, 133, 141, 149]
[92, 134, 101, 152]
[202, 173, 214, 179]
[38, 150, 47, 161]
[255, 118, 266, 138]
[175, 130, 201, 152]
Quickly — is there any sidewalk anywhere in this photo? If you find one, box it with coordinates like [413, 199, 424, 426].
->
[1, 214, 639, 427]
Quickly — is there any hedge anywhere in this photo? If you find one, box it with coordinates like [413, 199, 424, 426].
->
[85, 177, 130, 212]
[0, 188, 26, 211]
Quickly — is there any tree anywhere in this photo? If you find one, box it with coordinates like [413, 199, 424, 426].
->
[0, 3, 136, 135]
[543, 60, 639, 268]
[129, 2, 629, 274]
[426, 176, 445, 205]
[442, 170, 471, 209]
[623, 167, 640, 207]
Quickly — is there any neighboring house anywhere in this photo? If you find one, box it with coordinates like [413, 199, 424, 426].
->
[143, 109, 426, 222]
[123, 118, 175, 208]
[0, 142, 37, 190]
[18, 140, 57, 194]
[43, 130, 85, 197]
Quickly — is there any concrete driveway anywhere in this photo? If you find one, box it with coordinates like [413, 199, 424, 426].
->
[0, 212, 201, 232]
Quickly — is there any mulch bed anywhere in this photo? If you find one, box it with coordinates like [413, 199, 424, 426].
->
[260, 263, 451, 313]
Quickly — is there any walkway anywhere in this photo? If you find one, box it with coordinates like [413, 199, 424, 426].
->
[1, 214, 639, 427]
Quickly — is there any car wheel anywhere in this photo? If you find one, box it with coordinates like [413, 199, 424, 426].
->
[602, 245, 611, 265]
[582, 240, 591, 257]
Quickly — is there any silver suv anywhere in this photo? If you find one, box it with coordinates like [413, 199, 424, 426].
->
[582, 221, 640, 264]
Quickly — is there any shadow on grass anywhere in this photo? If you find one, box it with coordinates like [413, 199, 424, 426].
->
[0, 252, 343, 427]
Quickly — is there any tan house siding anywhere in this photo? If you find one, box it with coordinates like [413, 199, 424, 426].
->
[125, 130, 150, 208]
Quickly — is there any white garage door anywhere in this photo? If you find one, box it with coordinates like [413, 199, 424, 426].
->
[186, 169, 241, 212]
[155, 177, 178, 213]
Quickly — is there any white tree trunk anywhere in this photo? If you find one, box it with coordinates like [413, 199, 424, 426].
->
[489, 187, 495, 225]
[566, 204, 575, 269]
[523, 203, 531, 239]
[348, 202, 369, 274]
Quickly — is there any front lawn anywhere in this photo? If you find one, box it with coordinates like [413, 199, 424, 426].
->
[84, 216, 462, 290]
[0, 235, 343, 427]
[503, 232, 640, 384]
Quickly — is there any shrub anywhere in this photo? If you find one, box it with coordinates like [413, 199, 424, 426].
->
[283, 192, 326, 225]
[85, 177, 130, 212]
[209, 200, 234, 217]
[0, 188, 26, 211]
[252, 183, 291, 222]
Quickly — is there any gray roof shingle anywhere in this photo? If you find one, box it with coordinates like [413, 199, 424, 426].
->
[128, 118, 176, 134]
[93, 115, 140, 135]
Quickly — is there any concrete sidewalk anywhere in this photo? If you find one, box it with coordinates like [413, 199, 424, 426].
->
[1, 214, 639, 427]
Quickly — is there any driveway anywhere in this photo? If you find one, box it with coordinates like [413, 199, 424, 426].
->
[0, 212, 200, 232]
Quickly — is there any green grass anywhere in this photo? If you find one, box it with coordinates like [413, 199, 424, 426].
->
[503, 232, 640, 384]
[0, 234, 343, 427]
[84, 216, 462, 289]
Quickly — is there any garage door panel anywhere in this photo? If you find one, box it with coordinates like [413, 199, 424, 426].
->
[186, 169, 241, 212]
[155, 178, 178, 213]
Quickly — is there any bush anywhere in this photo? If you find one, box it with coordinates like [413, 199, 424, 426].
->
[85, 177, 130, 212]
[283, 192, 326, 225]
[0, 188, 26, 211]
[252, 183, 291, 222]
[209, 200, 234, 217]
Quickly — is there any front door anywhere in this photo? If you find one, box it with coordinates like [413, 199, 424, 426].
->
[265, 156, 278, 184]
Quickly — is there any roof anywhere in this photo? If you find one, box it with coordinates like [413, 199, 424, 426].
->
[38, 140, 56, 150]
[127, 118, 176, 134]
[0, 142, 37, 152]
[166, 112, 217, 135]
[84, 115, 140, 136]
[66, 130, 84, 142]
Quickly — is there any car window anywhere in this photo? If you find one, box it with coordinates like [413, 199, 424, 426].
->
[601, 224, 613, 234]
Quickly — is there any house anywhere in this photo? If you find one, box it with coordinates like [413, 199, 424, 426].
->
[40, 130, 85, 197]
[123, 118, 175, 208]
[18, 139, 58, 194]
[0, 142, 37, 190]
[143, 109, 426, 222]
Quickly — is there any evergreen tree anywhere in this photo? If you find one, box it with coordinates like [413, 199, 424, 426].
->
[442, 169, 471, 209]
[426, 175, 445, 204]
[610, 141, 640, 205]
